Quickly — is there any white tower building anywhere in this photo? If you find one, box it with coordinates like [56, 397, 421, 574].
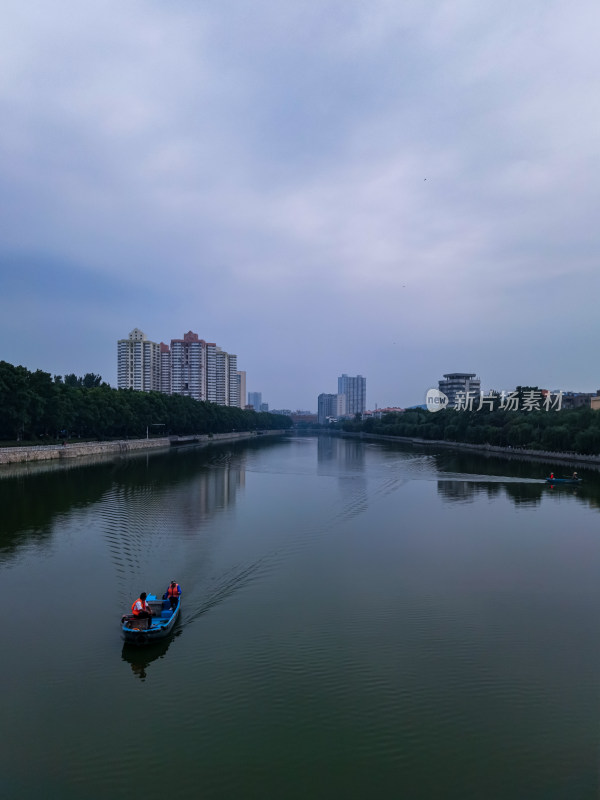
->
[117, 329, 161, 392]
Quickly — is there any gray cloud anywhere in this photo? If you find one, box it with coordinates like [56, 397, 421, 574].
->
[1, 0, 599, 408]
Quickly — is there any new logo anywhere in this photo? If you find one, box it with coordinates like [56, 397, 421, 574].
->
[426, 388, 449, 413]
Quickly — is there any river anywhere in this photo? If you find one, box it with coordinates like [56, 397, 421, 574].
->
[2, 434, 599, 799]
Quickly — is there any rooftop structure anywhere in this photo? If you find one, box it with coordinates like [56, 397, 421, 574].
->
[438, 373, 480, 407]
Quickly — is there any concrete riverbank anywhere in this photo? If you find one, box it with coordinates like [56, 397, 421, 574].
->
[0, 430, 288, 466]
[338, 431, 600, 470]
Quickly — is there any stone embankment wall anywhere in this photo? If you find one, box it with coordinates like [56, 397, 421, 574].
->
[340, 431, 600, 469]
[0, 431, 287, 465]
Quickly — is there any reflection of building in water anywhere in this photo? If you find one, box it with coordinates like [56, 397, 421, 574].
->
[317, 436, 368, 519]
[200, 464, 243, 519]
[105, 452, 248, 593]
[318, 436, 365, 472]
[437, 480, 477, 504]
[156, 462, 245, 535]
[437, 479, 542, 507]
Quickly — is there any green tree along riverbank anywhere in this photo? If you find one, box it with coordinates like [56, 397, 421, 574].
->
[339, 406, 600, 455]
[0, 360, 292, 442]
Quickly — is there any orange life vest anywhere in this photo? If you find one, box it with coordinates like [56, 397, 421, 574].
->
[167, 584, 180, 598]
[132, 598, 147, 616]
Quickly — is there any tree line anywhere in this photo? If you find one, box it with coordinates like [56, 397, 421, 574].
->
[339, 405, 600, 455]
[0, 361, 292, 442]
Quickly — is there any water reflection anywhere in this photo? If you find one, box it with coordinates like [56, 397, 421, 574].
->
[0, 440, 272, 562]
[121, 631, 182, 682]
[317, 435, 365, 473]
[0, 461, 112, 555]
[437, 480, 479, 504]
[412, 444, 600, 512]
[437, 480, 545, 506]
[103, 453, 247, 592]
[318, 435, 369, 520]
[5, 436, 600, 568]
[5, 434, 600, 798]
[505, 482, 544, 506]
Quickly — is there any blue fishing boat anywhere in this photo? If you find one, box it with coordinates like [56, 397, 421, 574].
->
[121, 593, 181, 646]
[545, 477, 582, 485]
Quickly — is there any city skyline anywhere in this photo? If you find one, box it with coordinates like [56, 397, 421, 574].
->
[2, 2, 600, 410]
[118, 328, 240, 407]
[318, 374, 366, 422]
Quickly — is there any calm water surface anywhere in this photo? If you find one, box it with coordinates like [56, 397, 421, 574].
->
[2, 435, 600, 799]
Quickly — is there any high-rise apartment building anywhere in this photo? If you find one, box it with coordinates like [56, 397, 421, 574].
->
[118, 329, 241, 406]
[205, 343, 217, 403]
[160, 343, 171, 394]
[117, 328, 161, 392]
[338, 374, 366, 416]
[215, 347, 239, 407]
[236, 371, 246, 410]
[248, 392, 262, 410]
[170, 331, 206, 400]
[227, 354, 239, 408]
[215, 348, 227, 405]
[318, 393, 346, 424]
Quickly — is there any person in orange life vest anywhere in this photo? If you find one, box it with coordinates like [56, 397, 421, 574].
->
[166, 580, 181, 610]
[131, 592, 153, 625]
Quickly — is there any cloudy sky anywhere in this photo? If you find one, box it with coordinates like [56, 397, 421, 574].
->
[1, 0, 599, 410]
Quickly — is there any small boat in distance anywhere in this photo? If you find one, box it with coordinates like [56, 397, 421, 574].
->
[545, 477, 582, 485]
[121, 592, 181, 646]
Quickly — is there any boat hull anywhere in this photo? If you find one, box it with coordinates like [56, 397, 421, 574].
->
[545, 478, 581, 485]
[122, 594, 181, 646]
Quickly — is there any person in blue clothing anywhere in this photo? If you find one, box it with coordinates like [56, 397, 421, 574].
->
[165, 580, 182, 610]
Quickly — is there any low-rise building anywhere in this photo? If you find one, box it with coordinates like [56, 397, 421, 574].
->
[291, 412, 318, 425]
[560, 391, 596, 410]
[364, 407, 405, 420]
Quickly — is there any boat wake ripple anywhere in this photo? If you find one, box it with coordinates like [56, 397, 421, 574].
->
[183, 556, 271, 625]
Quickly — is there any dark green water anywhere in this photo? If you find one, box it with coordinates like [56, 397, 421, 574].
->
[2, 435, 600, 799]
